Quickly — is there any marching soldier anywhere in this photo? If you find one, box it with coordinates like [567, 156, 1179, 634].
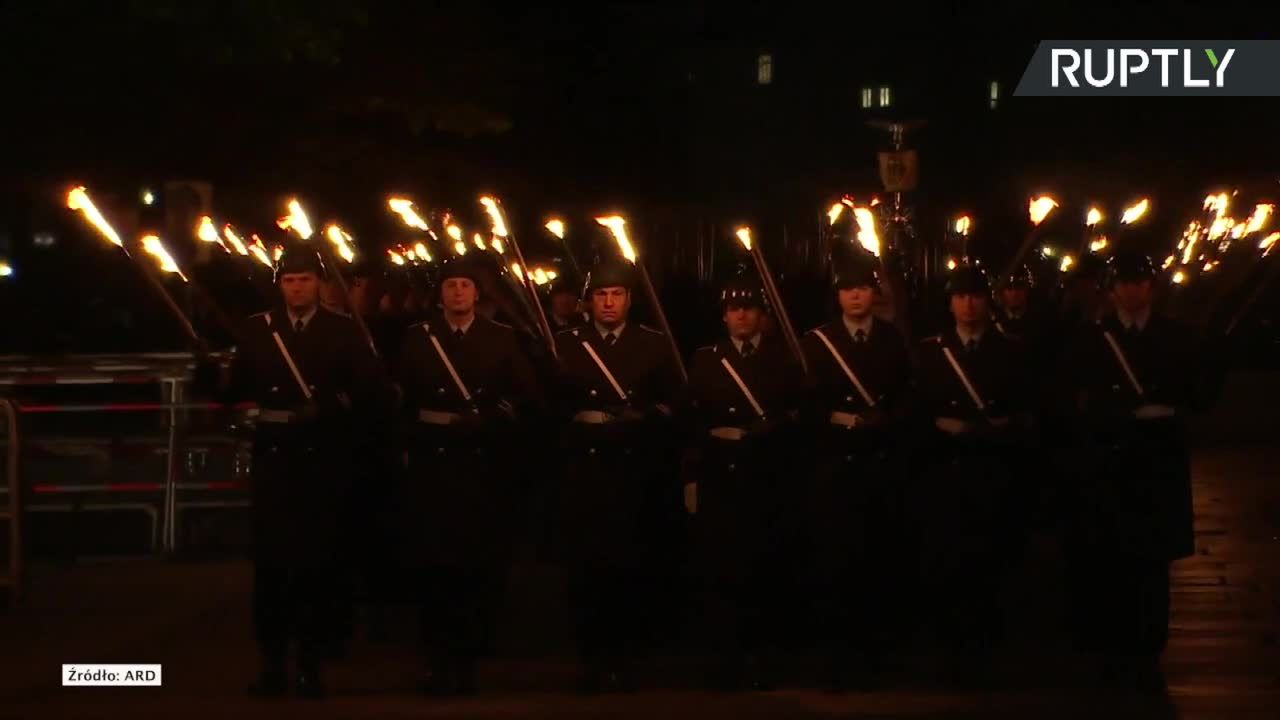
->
[396, 253, 541, 696]
[914, 263, 1031, 687]
[680, 272, 802, 691]
[553, 258, 682, 693]
[547, 273, 588, 331]
[1063, 250, 1198, 693]
[993, 265, 1058, 365]
[203, 245, 388, 699]
[798, 252, 913, 691]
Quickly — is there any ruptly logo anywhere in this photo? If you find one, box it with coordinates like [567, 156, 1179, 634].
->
[1015, 42, 1280, 96]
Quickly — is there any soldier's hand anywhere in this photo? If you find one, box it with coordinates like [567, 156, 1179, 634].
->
[934, 417, 970, 436]
[683, 482, 697, 515]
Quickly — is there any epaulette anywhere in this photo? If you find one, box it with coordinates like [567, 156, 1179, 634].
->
[922, 335, 942, 344]
[558, 327, 582, 338]
[490, 319, 513, 330]
[251, 311, 271, 326]
[695, 344, 716, 355]
[638, 324, 663, 335]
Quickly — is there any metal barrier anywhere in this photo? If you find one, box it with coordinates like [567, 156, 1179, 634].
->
[0, 353, 249, 558]
[0, 397, 20, 606]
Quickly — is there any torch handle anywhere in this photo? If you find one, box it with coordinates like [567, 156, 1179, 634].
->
[187, 277, 245, 346]
[506, 230, 558, 356]
[636, 260, 688, 384]
[126, 250, 203, 350]
[314, 241, 380, 358]
[750, 243, 809, 375]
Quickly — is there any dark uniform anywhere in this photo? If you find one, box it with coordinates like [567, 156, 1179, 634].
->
[396, 254, 541, 695]
[552, 259, 682, 691]
[681, 274, 802, 689]
[215, 247, 387, 698]
[798, 255, 913, 687]
[913, 265, 1030, 683]
[1063, 251, 1197, 691]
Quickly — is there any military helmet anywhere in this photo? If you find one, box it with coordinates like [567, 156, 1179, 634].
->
[274, 244, 326, 282]
[436, 252, 484, 286]
[1000, 264, 1035, 290]
[582, 258, 636, 296]
[1106, 249, 1157, 287]
[719, 271, 766, 310]
[945, 263, 991, 296]
[831, 251, 880, 290]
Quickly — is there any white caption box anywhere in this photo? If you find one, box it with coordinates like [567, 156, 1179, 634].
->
[63, 664, 162, 687]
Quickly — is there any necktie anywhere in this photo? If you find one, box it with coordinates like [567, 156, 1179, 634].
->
[293, 319, 305, 334]
[853, 329, 867, 344]
[454, 328, 466, 341]
[741, 342, 755, 358]
[965, 339, 977, 355]
[604, 332, 617, 347]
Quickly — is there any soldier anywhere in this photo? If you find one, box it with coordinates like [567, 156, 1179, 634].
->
[680, 271, 801, 691]
[798, 252, 913, 691]
[914, 263, 1030, 687]
[993, 265, 1057, 364]
[1063, 250, 1198, 693]
[203, 245, 388, 699]
[547, 273, 588, 331]
[396, 253, 541, 696]
[553, 258, 682, 693]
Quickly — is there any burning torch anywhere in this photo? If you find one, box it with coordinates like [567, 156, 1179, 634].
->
[481, 195, 557, 355]
[735, 226, 807, 375]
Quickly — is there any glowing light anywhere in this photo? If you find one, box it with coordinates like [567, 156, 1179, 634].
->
[387, 249, 406, 266]
[272, 245, 284, 263]
[141, 189, 155, 206]
[1060, 255, 1075, 272]
[1260, 232, 1280, 254]
[388, 198, 431, 231]
[454, 241, 467, 256]
[1246, 204, 1274, 235]
[735, 226, 753, 251]
[1204, 192, 1231, 215]
[479, 196, 509, 238]
[473, 233, 487, 251]
[196, 216, 227, 252]
[66, 186, 123, 248]
[1028, 196, 1059, 226]
[1041, 246, 1057, 258]
[140, 234, 188, 281]
[510, 262, 525, 281]
[1086, 207, 1103, 227]
[1172, 270, 1186, 285]
[1120, 198, 1150, 225]
[1090, 236, 1109, 253]
[324, 224, 356, 263]
[545, 219, 566, 239]
[414, 242, 432, 262]
[446, 225, 463, 242]
[491, 237, 505, 254]
[853, 207, 880, 256]
[953, 216, 971, 236]
[531, 267, 550, 285]
[405, 248, 418, 262]
[277, 199, 315, 240]
[595, 215, 637, 262]
[222, 226, 249, 256]
[0, 261, 13, 277]
[247, 237, 273, 268]
[1162, 255, 1176, 269]
[946, 257, 958, 271]
[827, 203, 845, 226]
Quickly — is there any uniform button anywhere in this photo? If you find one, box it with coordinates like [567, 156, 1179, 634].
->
[438, 387, 446, 394]
[271, 386, 279, 393]
[589, 389, 598, 397]
[588, 448, 596, 455]
[728, 464, 736, 471]
[729, 407, 737, 414]
[846, 396, 853, 403]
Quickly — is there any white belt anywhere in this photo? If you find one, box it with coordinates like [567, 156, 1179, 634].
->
[829, 411, 864, 428]
[573, 410, 615, 425]
[418, 409, 464, 425]
[257, 409, 298, 424]
[709, 426, 747, 441]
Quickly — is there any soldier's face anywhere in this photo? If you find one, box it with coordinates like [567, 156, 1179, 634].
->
[724, 305, 764, 340]
[279, 272, 320, 311]
[441, 278, 478, 315]
[1001, 286, 1029, 311]
[318, 278, 346, 311]
[838, 285, 876, 320]
[590, 286, 630, 327]
[551, 290, 578, 319]
[950, 292, 989, 325]
[1112, 279, 1153, 314]
[349, 277, 375, 317]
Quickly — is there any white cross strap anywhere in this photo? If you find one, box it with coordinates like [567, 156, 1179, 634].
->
[719, 356, 765, 418]
[811, 329, 876, 407]
[1102, 330, 1145, 396]
[263, 315, 312, 401]
[423, 325, 475, 408]
[941, 345, 985, 412]
[581, 341, 629, 402]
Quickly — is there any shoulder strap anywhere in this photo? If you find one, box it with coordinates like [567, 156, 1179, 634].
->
[811, 329, 876, 407]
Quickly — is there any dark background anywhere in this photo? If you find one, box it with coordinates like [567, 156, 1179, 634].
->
[2, 0, 1278, 353]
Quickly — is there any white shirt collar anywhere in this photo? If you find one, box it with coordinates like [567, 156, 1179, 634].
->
[1117, 306, 1151, 332]
[286, 306, 318, 331]
[843, 314, 874, 339]
[731, 333, 762, 354]
[595, 321, 625, 341]
[956, 324, 986, 346]
[446, 314, 476, 335]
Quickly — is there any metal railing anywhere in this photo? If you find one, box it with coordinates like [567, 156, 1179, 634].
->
[0, 397, 21, 606]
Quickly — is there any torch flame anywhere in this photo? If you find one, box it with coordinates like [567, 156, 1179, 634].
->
[196, 215, 226, 251]
[1086, 207, 1103, 227]
[545, 219, 566, 239]
[66, 186, 124, 248]
[272, 245, 284, 263]
[1028, 196, 1059, 226]
[1060, 255, 1075, 272]
[1230, 222, 1247, 240]
[953, 216, 972, 236]
[454, 241, 468, 256]
[510, 262, 525, 281]
[1041, 246, 1057, 258]
[946, 257, 958, 271]
[479, 196, 509, 238]
[1246, 203, 1274, 235]
[414, 242, 432, 262]
[852, 207, 880, 256]
[324, 224, 356, 263]
[827, 203, 845, 226]
[1172, 270, 1186, 285]
[140, 235, 188, 282]
[1090, 236, 1109, 253]
[595, 215, 637, 262]
[735, 227, 753, 251]
[247, 237, 273, 268]
[1162, 255, 1176, 269]
[446, 225, 463, 242]
[387, 249, 406, 266]
[531, 267, 550, 286]
[1120, 198, 1150, 225]
[1203, 192, 1231, 215]
[278, 198, 315, 240]
[405, 248, 418, 262]
[1260, 232, 1280, 254]
[491, 237, 505, 255]
[388, 198, 431, 231]
[474, 233, 487, 251]
[222, 226, 250, 256]
[0, 261, 12, 277]
[1207, 215, 1234, 242]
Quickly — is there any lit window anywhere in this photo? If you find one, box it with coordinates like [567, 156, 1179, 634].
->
[989, 80, 1000, 109]
[878, 86, 891, 107]
[141, 189, 156, 206]
[860, 88, 873, 109]
[757, 54, 773, 85]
